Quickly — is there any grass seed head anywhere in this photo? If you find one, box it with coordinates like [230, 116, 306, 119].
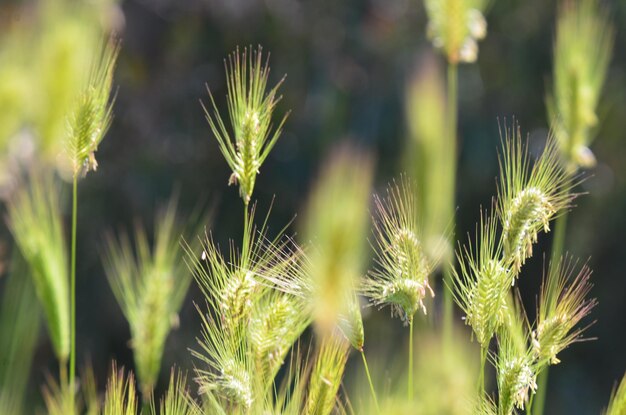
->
[533, 257, 596, 367]
[151, 370, 202, 415]
[364, 178, 436, 323]
[496, 330, 537, 413]
[452, 213, 511, 347]
[203, 46, 289, 204]
[65, 38, 119, 179]
[497, 124, 576, 274]
[103, 363, 139, 415]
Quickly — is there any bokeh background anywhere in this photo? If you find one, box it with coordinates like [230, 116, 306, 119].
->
[1, 0, 625, 413]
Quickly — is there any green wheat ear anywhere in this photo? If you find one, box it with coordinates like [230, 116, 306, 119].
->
[424, 0, 490, 64]
[102, 198, 201, 398]
[7, 175, 69, 362]
[64, 38, 119, 179]
[203, 45, 289, 205]
[532, 257, 596, 367]
[363, 177, 438, 324]
[605, 373, 626, 415]
[103, 362, 139, 415]
[451, 212, 510, 348]
[547, 0, 614, 172]
[497, 123, 576, 274]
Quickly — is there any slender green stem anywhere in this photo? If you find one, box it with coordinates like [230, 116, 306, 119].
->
[408, 318, 414, 401]
[360, 349, 380, 414]
[442, 62, 458, 347]
[550, 211, 569, 265]
[527, 393, 535, 415]
[478, 345, 487, 394]
[532, 210, 568, 415]
[69, 176, 78, 411]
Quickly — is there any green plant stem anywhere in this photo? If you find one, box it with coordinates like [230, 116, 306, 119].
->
[69, 176, 78, 412]
[532, 210, 569, 415]
[550, 211, 569, 265]
[478, 345, 487, 394]
[360, 349, 380, 413]
[442, 61, 458, 348]
[408, 318, 414, 401]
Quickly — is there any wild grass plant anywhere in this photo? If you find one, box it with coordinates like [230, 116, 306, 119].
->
[0, 0, 624, 414]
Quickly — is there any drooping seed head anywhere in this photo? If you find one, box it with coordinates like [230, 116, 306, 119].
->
[547, 0, 614, 172]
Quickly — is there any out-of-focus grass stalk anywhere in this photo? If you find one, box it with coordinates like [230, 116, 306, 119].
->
[302, 147, 372, 408]
[103, 199, 203, 399]
[0, 253, 41, 415]
[442, 61, 458, 345]
[536, 1, 614, 412]
[423, 0, 489, 346]
[303, 147, 371, 341]
[404, 56, 453, 338]
[7, 176, 69, 365]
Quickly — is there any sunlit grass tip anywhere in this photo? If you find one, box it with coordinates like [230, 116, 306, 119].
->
[532, 256, 597, 366]
[203, 45, 290, 205]
[103, 362, 139, 415]
[64, 38, 119, 178]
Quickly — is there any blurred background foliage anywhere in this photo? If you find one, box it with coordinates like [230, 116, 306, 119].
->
[0, 0, 625, 413]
